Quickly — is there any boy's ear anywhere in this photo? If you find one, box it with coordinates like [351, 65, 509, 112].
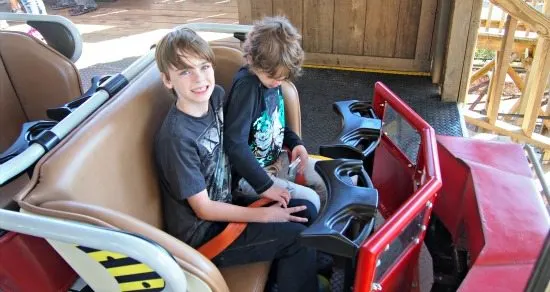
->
[160, 72, 173, 89]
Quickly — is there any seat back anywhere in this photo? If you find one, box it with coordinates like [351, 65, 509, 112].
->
[0, 31, 82, 209]
[211, 46, 243, 94]
[16, 46, 302, 292]
[0, 31, 82, 151]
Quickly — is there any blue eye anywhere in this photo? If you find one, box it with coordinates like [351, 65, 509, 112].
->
[201, 64, 211, 70]
[180, 70, 191, 76]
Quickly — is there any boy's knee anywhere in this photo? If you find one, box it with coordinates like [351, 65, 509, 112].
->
[302, 187, 321, 212]
[291, 199, 318, 223]
[303, 200, 318, 222]
[274, 221, 307, 248]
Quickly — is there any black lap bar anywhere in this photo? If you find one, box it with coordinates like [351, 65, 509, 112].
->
[319, 100, 382, 176]
[300, 159, 378, 258]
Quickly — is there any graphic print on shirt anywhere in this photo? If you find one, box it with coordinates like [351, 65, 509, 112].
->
[199, 104, 231, 203]
[250, 89, 285, 167]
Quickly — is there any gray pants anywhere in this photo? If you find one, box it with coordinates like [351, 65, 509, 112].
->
[237, 153, 327, 211]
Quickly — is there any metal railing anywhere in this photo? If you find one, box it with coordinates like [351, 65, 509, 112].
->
[0, 209, 187, 291]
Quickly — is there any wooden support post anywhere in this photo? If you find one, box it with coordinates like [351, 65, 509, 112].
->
[520, 42, 550, 134]
[485, 3, 494, 31]
[520, 2, 550, 136]
[432, 0, 452, 84]
[443, 0, 483, 102]
[543, 149, 550, 162]
[487, 16, 519, 124]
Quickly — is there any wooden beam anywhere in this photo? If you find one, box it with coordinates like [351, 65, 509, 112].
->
[476, 32, 537, 53]
[464, 109, 550, 149]
[431, 0, 452, 84]
[485, 3, 494, 31]
[520, 3, 550, 135]
[470, 60, 495, 83]
[458, 0, 483, 103]
[304, 52, 431, 72]
[442, 0, 475, 101]
[443, 0, 483, 102]
[458, 0, 485, 104]
[489, 0, 550, 38]
[507, 66, 525, 91]
[486, 16, 519, 124]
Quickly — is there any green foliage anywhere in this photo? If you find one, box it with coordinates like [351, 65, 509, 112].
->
[474, 48, 495, 61]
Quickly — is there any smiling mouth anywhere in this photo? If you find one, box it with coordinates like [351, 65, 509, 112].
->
[191, 85, 209, 93]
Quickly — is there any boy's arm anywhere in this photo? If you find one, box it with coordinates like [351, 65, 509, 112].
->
[188, 190, 308, 223]
[283, 127, 303, 150]
[284, 127, 309, 173]
[224, 79, 273, 194]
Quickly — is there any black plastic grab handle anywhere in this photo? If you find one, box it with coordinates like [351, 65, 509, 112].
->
[0, 121, 57, 165]
[320, 100, 382, 176]
[47, 75, 112, 122]
[320, 100, 381, 156]
[300, 159, 378, 258]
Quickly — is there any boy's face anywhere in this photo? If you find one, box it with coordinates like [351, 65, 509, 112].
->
[161, 52, 215, 106]
[254, 67, 288, 89]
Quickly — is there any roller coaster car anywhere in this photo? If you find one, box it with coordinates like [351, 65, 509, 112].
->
[0, 19, 549, 292]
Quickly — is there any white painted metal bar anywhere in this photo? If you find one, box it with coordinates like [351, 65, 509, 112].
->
[525, 145, 550, 209]
[0, 209, 187, 291]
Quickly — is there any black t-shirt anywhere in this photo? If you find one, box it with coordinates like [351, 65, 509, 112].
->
[224, 66, 303, 194]
[155, 85, 231, 247]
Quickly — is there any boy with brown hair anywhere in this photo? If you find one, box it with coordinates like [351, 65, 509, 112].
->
[154, 27, 319, 292]
[224, 16, 327, 212]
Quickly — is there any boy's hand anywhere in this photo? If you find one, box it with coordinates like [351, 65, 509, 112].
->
[262, 203, 309, 223]
[291, 145, 308, 174]
[261, 185, 290, 208]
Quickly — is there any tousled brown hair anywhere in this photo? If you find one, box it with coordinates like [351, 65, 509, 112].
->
[244, 16, 304, 80]
[155, 28, 214, 80]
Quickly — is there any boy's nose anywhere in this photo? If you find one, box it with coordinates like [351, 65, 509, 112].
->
[193, 70, 206, 82]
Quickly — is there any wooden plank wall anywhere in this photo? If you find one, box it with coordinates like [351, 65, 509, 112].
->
[237, 0, 438, 73]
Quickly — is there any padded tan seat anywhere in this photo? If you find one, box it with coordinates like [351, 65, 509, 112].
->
[0, 31, 82, 209]
[17, 46, 303, 292]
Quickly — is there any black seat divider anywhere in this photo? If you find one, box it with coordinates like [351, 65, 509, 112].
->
[300, 159, 378, 258]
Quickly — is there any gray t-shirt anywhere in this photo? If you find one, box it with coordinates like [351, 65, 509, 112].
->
[155, 86, 231, 247]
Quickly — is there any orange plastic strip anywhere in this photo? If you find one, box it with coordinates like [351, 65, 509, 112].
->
[197, 198, 272, 259]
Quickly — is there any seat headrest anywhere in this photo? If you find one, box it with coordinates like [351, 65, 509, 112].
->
[211, 46, 244, 93]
